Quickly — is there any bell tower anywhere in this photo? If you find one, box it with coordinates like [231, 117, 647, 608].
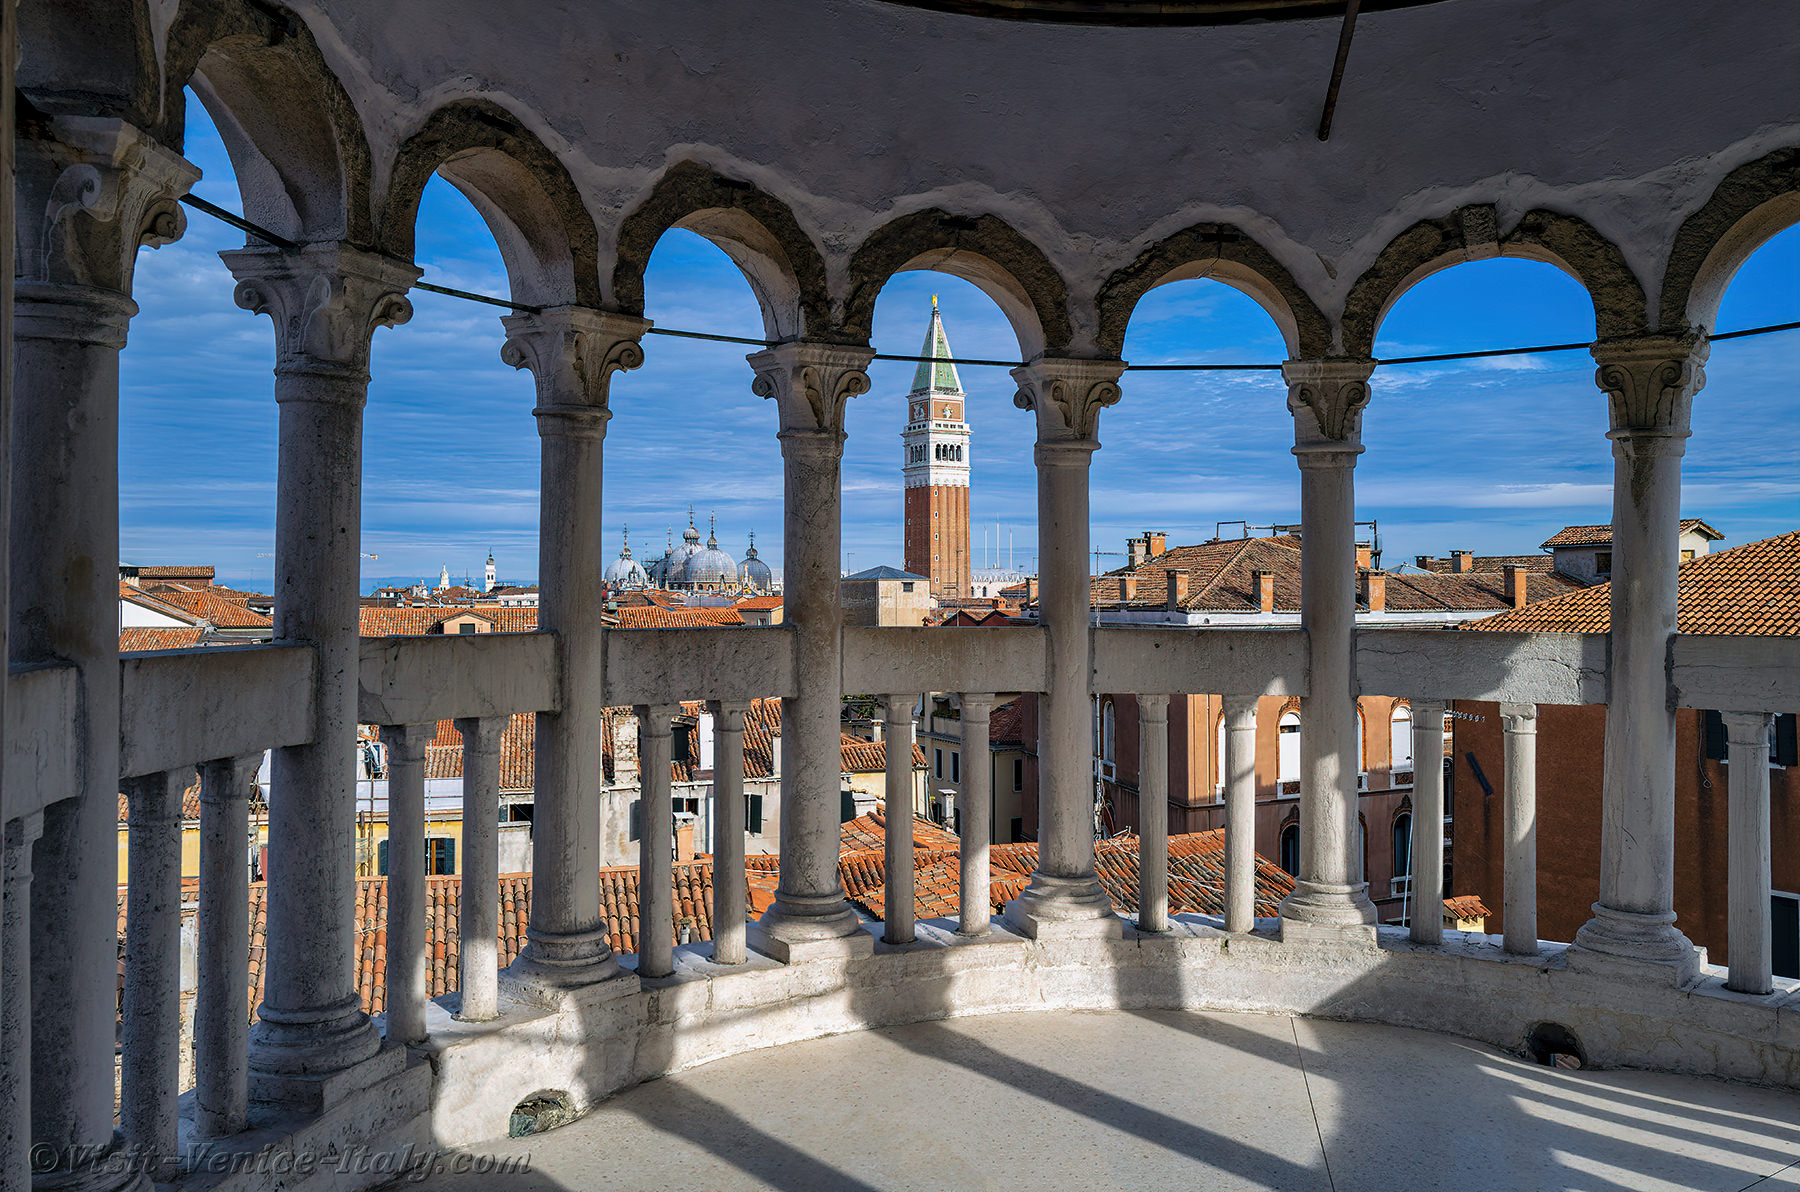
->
[901, 297, 972, 598]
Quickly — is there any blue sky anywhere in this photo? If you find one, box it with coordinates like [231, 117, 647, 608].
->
[121, 108, 1799, 592]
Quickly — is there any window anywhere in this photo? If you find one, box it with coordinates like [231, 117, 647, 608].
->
[934, 748, 943, 778]
[1278, 711, 1301, 784]
[747, 794, 764, 834]
[1595, 550, 1612, 576]
[1774, 893, 1799, 980]
[426, 837, 456, 875]
[1012, 758, 1024, 791]
[1392, 812, 1412, 879]
[456, 622, 476, 634]
[1280, 824, 1300, 877]
[1010, 816, 1025, 843]
[901, 581, 914, 593]
[1390, 704, 1414, 771]
[1216, 714, 1227, 792]
[1101, 700, 1116, 764]
[951, 751, 960, 782]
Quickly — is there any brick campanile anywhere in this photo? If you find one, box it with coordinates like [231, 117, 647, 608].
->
[902, 298, 972, 598]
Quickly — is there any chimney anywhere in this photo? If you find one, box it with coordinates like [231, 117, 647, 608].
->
[1120, 574, 1138, 602]
[1165, 569, 1189, 611]
[1451, 550, 1474, 574]
[1355, 543, 1373, 570]
[1414, 555, 1436, 572]
[1504, 564, 1528, 609]
[1146, 532, 1167, 558]
[1359, 569, 1386, 613]
[610, 707, 640, 786]
[1252, 569, 1275, 614]
[1128, 536, 1149, 568]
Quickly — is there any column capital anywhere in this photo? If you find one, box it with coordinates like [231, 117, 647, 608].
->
[1499, 702, 1539, 733]
[197, 755, 262, 805]
[1011, 356, 1126, 444]
[1720, 710, 1774, 747]
[377, 722, 431, 760]
[17, 116, 198, 295]
[749, 341, 875, 439]
[1137, 693, 1171, 719]
[706, 700, 750, 732]
[502, 306, 650, 434]
[1221, 693, 1259, 723]
[1590, 332, 1708, 438]
[1283, 357, 1375, 451]
[453, 716, 507, 753]
[953, 692, 996, 715]
[223, 243, 420, 388]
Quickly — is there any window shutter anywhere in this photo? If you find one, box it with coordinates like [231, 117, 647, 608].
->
[748, 794, 764, 834]
[445, 837, 456, 874]
[629, 799, 641, 841]
[840, 789, 856, 823]
[1777, 714, 1799, 768]
[1702, 710, 1726, 761]
[377, 839, 389, 876]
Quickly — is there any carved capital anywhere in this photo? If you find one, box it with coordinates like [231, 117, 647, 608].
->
[1498, 702, 1539, 734]
[16, 116, 200, 296]
[1283, 357, 1375, 448]
[748, 342, 875, 438]
[502, 307, 649, 434]
[221, 244, 420, 386]
[1590, 333, 1708, 438]
[1011, 357, 1126, 444]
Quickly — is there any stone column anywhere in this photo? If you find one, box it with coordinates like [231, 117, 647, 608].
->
[1723, 711, 1774, 995]
[455, 717, 504, 1020]
[1222, 695, 1259, 935]
[1005, 358, 1127, 940]
[1278, 358, 1379, 938]
[379, 725, 429, 1045]
[13, 117, 194, 1191]
[957, 694, 995, 936]
[708, 702, 749, 965]
[121, 769, 187, 1179]
[1500, 703, 1539, 955]
[745, 343, 876, 963]
[194, 755, 259, 1137]
[1409, 701, 1447, 945]
[500, 307, 646, 988]
[1137, 695, 1171, 933]
[883, 696, 917, 945]
[1570, 334, 1707, 985]
[223, 243, 417, 1095]
[637, 704, 678, 978]
[1, 812, 44, 1191]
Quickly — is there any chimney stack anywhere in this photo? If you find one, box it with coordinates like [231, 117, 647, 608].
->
[1359, 569, 1386, 613]
[1415, 554, 1437, 571]
[1356, 543, 1373, 570]
[1146, 531, 1167, 558]
[1165, 569, 1189, 611]
[1451, 550, 1474, 574]
[1128, 535, 1149, 568]
[1504, 564, 1528, 609]
[1252, 569, 1275, 614]
[1121, 574, 1138, 602]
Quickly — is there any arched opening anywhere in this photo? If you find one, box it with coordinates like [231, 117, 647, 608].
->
[1216, 713, 1228, 796]
[1279, 821, 1301, 877]
[1391, 702, 1414, 777]
[1393, 811, 1413, 880]
[1277, 711, 1302, 786]
[1101, 700, 1117, 771]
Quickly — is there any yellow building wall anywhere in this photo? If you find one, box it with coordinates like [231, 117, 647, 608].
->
[117, 812, 471, 883]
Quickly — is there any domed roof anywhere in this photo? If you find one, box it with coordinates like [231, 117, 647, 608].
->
[666, 512, 705, 583]
[604, 526, 650, 588]
[739, 532, 773, 590]
[686, 517, 737, 586]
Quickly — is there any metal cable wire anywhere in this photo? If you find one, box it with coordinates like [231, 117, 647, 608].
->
[177, 195, 1799, 372]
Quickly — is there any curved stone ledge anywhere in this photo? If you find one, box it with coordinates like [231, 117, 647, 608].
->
[418, 921, 1799, 1147]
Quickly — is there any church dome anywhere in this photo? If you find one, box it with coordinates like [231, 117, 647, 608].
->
[666, 514, 705, 585]
[604, 527, 650, 589]
[739, 533, 773, 591]
[686, 517, 738, 588]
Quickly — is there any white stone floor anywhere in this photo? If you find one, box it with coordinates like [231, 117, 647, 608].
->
[435, 1011, 1800, 1192]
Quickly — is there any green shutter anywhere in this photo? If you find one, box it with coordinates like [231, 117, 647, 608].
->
[748, 794, 764, 834]
[840, 789, 856, 823]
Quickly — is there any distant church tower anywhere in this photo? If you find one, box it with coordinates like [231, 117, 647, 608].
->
[484, 551, 497, 593]
[902, 298, 971, 598]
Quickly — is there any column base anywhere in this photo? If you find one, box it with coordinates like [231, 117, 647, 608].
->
[1278, 879, 1378, 942]
[1567, 903, 1701, 987]
[508, 925, 623, 991]
[1003, 872, 1124, 940]
[748, 894, 874, 963]
[246, 992, 381, 1082]
[249, 1038, 407, 1118]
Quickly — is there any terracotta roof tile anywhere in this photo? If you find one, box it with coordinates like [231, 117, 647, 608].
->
[839, 809, 962, 854]
[614, 605, 745, 628]
[142, 586, 272, 629]
[1468, 531, 1800, 636]
[988, 699, 1029, 748]
[119, 626, 208, 651]
[359, 605, 540, 635]
[1541, 518, 1722, 549]
[838, 734, 928, 773]
[119, 583, 206, 625]
[1443, 894, 1493, 920]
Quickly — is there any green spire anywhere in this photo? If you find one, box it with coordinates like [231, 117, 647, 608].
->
[909, 297, 963, 395]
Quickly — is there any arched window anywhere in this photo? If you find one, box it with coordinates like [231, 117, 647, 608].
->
[1101, 700, 1117, 765]
[1216, 713, 1227, 792]
[1278, 710, 1301, 784]
[1393, 811, 1413, 879]
[1279, 823, 1300, 877]
[1356, 706, 1367, 774]
[1390, 703, 1414, 771]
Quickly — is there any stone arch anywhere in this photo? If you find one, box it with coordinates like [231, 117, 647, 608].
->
[1094, 223, 1332, 359]
[1659, 146, 1800, 332]
[1341, 205, 1648, 357]
[17, 0, 160, 129]
[161, 0, 375, 244]
[843, 210, 1071, 359]
[612, 161, 832, 341]
[380, 100, 601, 308]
